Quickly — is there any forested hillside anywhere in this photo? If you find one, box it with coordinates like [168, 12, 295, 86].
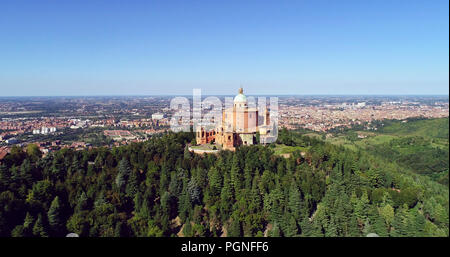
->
[324, 118, 449, 185]
[0, 128, 448, 237]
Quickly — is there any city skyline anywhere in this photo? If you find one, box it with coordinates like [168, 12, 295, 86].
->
[1, 0, 449, 96]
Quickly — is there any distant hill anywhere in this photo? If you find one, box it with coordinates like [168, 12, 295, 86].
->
[378, 117, 449, 140]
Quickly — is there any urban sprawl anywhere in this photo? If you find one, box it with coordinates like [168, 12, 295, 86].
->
[0, 95, 448, 160]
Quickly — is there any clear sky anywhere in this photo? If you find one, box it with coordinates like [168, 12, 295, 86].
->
[0, 0, 448, 96]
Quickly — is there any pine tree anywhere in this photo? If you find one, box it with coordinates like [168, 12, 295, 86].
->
[230, 155, 242, 193]
[0, 164, 11, 191]
[23, 212, 34, 236]
[362, 218, 371, 236]
[26, 143, 41, 160]
[115, 158, 131, 191]
[433, 203, 449, 228]
[325, 215, 338, 237]
[20, 159, 32, 185]
[264, 186, 284, 224]
[413, 210, 426, 237]
[208, 166, 222, 198]
[300, 218, 313, 236]
[220, 173, 233, 222]
[33, 214, 48, 237]
[354, 191, 369, 222]
[250, 183, 262, 213]
[284, 214, 298, 237]
[11, 225, 25, 237]
[183, 219, 193, 237]
[147, 220, 163, 237]
[71, 155, 80, 173]
[141, 194, 152, 218]
[271, 222, 281, 237]
[379, 204, 394, 232]
[76, 192, 89, 211]
[10, 166, 20, 184]
[184, 145, 191, 160]
[114, 221, 124, 237]
[391, 205, 407, 237]
[187, 178, 201, 205]
[288, 181, 302, 222]
[169, 171, 183, 196]
[372, 214, 388, 237]
[228, 215, 242, 237]
[126, 170, 139, 198]
[133, 191, 143, 214]
[160, 191, 171, 217]
[160, 213, 170, 236]
[243, 163, 253, 190]
[94, 191, 107, 209]
[159, 169, 169, 193]
[178, 179, 191, 222]
[381, 191, 394, 207]
[48, 196, 63, 235]
[348, 214, 360, 237]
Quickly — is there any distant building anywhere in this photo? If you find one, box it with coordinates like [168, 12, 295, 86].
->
[33, 127, 56, 135]
[152, 113, 165, 120]
[0, 148, 8, 163]
[70, 119, 89, 129]
[104, 130, 132, 137]
[5, 138, 19, 144]
[41, 127, 49, 134]
[70, 141, 86, 149]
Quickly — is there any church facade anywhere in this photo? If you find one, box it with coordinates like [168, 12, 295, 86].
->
[196, 88, 271, 150]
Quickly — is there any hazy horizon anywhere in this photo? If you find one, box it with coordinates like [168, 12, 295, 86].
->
[0, 93, 449, 98]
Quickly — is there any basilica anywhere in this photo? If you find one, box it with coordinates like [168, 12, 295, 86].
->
[196, 88, 274, 150]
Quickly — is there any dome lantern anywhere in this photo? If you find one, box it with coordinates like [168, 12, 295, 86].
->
[234, 87, 247, 103]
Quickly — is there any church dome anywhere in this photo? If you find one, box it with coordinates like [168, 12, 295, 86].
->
[234, 88, 247, 103]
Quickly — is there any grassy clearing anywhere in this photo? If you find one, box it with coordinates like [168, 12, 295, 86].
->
[303, 133, 322, 139]
[272, 144, 307, 155]
[355, 134, 397, 147]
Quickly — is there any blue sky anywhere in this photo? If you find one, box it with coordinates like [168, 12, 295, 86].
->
[0, 0, 448, 96]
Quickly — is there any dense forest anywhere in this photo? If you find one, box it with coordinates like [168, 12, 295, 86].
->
[0, 125, 448, 237]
